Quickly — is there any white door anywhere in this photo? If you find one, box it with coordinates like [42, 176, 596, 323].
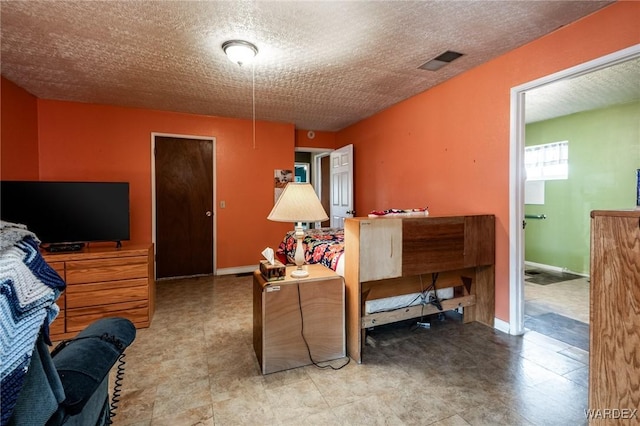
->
[330, 144, 354, 227]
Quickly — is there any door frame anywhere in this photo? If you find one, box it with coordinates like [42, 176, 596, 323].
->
[507, 44, 640, 335]
[151, 132, 217, 278]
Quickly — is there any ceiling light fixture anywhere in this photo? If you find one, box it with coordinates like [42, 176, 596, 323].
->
[222, 40, 258, 66]
[222, 39, 259, 149]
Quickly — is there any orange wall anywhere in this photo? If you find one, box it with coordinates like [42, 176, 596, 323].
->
[336, 2, 640, 322]
[1, 77, 39, 179]
[2, 2, 637, 306]
[295, 129, 338, 150]
[36, 100, 293, 268]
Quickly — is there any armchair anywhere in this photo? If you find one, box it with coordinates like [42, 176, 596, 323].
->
[8, 317, 136, 426]
[0, 222, 136, 425]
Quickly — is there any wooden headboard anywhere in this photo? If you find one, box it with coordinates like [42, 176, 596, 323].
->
[344, 214, 495, 362]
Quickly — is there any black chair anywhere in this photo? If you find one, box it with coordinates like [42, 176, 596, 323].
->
[8, 317, 136, 426]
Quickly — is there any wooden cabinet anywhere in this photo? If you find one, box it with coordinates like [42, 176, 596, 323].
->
[253, 264, 345, 374]
[589, 210, 640, 422]
[43, 244, 155, 340]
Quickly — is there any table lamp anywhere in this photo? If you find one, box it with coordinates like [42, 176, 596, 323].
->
[267, 183, 329, 278]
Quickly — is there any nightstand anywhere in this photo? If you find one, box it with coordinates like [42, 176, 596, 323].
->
[253, 264, 345, 374]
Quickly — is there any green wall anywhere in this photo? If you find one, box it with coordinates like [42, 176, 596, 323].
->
[524, 101, 640, 275]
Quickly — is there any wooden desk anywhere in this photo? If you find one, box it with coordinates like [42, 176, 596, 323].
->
[253, 264, 345, 374]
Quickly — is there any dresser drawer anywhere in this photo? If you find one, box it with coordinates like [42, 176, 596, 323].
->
[66, 256, 148, 284]
[66, 278, 148, 308]
[66, 300, 149, 332]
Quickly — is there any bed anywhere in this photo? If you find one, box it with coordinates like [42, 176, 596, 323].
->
[276, 227, 454, 313]
[276, 227, 346, 276]
[276, 215, 495, 363]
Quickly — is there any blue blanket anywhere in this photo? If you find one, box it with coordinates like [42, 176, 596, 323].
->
[0, 222, 66, 426]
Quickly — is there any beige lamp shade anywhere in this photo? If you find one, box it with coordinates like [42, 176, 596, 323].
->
[268, 183, 329, 223]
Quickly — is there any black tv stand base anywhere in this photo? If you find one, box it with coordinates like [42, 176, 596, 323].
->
[44, 242, 85, 253]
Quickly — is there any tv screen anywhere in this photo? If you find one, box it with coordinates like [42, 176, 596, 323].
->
[0, 181, 130, 246]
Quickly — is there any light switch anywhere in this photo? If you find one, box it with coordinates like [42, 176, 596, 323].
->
[220, 200, 226, 208]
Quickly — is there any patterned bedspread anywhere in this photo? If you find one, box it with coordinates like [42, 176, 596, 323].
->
[276, 227, 344, 272]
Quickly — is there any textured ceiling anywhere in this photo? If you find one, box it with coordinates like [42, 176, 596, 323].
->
[525, 57, 640, 123]
[1, 1, 620, 131]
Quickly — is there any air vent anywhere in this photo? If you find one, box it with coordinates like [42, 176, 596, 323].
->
[419, 50, 464, 71]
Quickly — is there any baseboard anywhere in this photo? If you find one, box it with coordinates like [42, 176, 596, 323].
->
[524, 260, 589, 278]
[494, 317, 511, 334]
[216, 265, 257, 276]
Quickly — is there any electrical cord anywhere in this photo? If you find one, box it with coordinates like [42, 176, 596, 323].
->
[51, 333, 128, 424]
[369, 272, 443, 316]
[428, 272, 443, 311]
[108, 352, 127, 424]
[411, 274, 429, 331]
[296, 283, 350, 370]
[416, 274, 427, 328]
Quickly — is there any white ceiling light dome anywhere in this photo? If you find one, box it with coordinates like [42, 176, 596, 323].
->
[222, 40, 258, 66]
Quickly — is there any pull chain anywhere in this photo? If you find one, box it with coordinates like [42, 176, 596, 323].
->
[252, 62, 256, 150]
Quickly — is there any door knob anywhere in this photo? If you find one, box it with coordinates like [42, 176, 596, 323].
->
[206, 211, 212, 217]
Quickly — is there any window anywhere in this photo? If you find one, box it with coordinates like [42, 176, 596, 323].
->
[525, 141, 568, 181]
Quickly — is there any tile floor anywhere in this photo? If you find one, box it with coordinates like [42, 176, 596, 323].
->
[112, 274, 590, 425]
[524, 271, 590, 351]
[524, 274, 589, 324]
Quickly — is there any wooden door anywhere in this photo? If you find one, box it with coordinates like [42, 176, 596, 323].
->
[155, 136, 214, 279]
[330, 144, 354, 227]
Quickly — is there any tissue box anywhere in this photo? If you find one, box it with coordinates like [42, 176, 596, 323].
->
[260, 260, 286, 282]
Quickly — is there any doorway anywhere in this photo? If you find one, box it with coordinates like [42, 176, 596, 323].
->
[296, 145, 355, 228]
[508, 45, 640, 335]
[329, 144, 354, 228]
[152, 134, 216, 279]
[296, 148, 332, 228]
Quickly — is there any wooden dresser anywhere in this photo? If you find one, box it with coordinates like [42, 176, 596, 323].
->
[589, 209, 640, 423]
[44, 243, 155, 341]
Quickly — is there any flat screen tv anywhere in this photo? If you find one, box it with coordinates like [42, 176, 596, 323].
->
[1, 181, 130, 249]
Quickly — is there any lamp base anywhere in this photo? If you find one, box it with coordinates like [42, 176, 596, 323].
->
[290, 267, 309, 278]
